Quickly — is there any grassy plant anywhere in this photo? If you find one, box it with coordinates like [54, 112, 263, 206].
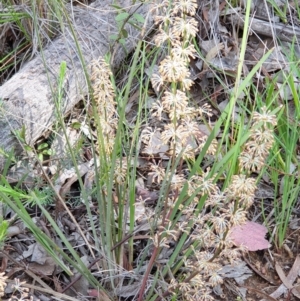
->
[0, 0, 64, 83]
[0, 164, 113, 300]
[126, 1, 279, 300]
[0, 0, 299, 300]
[268, 54, 300, 247]
[0, 218, 8, 249]
[267, 0, 288, 23]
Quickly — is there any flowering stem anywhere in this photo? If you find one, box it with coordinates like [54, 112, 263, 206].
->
[138, 193, 176, 300]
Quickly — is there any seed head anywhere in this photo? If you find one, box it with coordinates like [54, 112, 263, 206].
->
[172, 17, 198, 39]
[154, 28, 178, 47]
[91, 58, 115, 109]
[239, 151, 265, 173]
[211, 215, 229, 234]
[0, 273, 7, 297]
[162, 90, 189, 113]
[148, 162, 166, 184]
[114, 159, 127, 184]
[173, 0, 198, 16]
[159, 55, 190, 83]
[171, 41, 197, 62]
[188, 171, 219, 197]
[150, 100, 164, 120]
[226, 175, 256, 199]
[208, 271, 223, 287]
[151, 73, 165, 92]
[253, 106, 277, 127]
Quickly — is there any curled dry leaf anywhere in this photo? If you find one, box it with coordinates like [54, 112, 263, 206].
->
[229, 221, 271, 251]
[28, 257, 56, 276]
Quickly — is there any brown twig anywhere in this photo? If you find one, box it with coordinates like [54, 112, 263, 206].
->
[137, 188, 177, 301]
[241, 285, 278, 301]
[243, 254, 279, 285]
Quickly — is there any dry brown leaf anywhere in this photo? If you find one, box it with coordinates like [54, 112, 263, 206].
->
[203, 42, 224, 70]
[28, 257, 56, 276]
[270, 255, 300, 299]
[21, 243, 48, 264]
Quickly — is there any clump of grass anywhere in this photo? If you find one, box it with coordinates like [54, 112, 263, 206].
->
[266, 52, 300, 248]
[168, 107, 278, 300]
[0, 0, 64, 82]
[0, 0, 296, 300]
[133, 1, 281, 300]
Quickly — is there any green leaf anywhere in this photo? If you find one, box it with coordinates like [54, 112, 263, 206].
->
[58, 61, 67, 87]
[109, 34, 119, 41]
[71, 122, 81, 130]
[24, 145, 32, 152]
[0, 220, 8, 243]
[20, 125, 26, 141]
[44, 149, 55, 156]
[119, 39, 126, 47]
[133, 13, 145, 24]
[110, 4, 123, 10]
[37, 143, 49, 151]
[121, 28, 128, 38]
[115, 12, 130, 22]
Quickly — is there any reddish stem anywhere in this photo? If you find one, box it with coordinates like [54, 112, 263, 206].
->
[137, 246, 159, 301]
[138, 189, 179, 300]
